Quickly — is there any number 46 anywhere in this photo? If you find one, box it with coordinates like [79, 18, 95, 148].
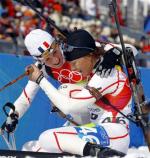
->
[102, 117, 127, 124]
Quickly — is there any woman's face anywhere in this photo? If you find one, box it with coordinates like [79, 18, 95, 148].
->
[69, 55, 96, 77]
[42, 44, 64, 68]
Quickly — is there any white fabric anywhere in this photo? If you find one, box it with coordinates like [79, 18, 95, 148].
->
[24, 29, 55, 57]
[22, 140, 47, 152]
[18, 43, 137, 156]
[95, 41, 139, 57]
[104, 43, 139, 57]
[12, 61, 47, 118]
[35, 66, 131, 154]
[18, 40, 134, 155]
[23, 123, 129, 155]
[58, 83, 131, 126]
[13, 80, 39, 118]
[39, 68, 127, 115]
[39, 126, 87, 155]
[14, 41, 136, 119]
[38, 124, 129, 155]
[58, 84, 90, 125]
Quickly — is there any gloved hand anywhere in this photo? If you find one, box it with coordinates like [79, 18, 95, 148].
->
[96, 47, 122, 78]
[2, 112, 19, 133]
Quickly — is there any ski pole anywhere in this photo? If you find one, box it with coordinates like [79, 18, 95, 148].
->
[51, 106, 79, 126]
[0, 129, 13, 150]
[109, 0, 150, 151]
[0, 67, 33, 92]
[13, 0, 67, 38]
[10, 133, 16, 150]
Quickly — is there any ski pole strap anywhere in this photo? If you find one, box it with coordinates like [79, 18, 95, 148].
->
[86, 86, 137, 124]
[3, 102, 15, 117]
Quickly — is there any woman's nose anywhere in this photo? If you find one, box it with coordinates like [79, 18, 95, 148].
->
[52, 57, 59, 64]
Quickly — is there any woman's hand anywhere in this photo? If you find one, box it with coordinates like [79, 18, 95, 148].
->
[96, 48, 122, 78]
[27, 64, 43, 83]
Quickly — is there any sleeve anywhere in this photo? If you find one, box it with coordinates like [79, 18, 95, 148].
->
[11, 61, 49, 119]
[39, 69, 119, 115]
[109, 43, 139, 57]
[13, 80, 40, 118]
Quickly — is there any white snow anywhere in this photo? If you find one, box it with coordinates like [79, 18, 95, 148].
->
[63, 146, 150, 158]
[125, 146, 150, 158]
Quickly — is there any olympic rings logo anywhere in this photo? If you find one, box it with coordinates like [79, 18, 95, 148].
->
[52, 69, 84, 83]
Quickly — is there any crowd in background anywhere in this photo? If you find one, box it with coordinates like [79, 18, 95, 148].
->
[0, 0, 150, 65]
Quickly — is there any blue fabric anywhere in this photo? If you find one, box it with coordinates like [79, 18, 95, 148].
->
[75, 125, 110, 146]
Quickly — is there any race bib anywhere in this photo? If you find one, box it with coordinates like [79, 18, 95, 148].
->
[74, 124, 110, 146]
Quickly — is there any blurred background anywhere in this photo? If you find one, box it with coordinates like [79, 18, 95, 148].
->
[0, 0, 150, 150]
[0, 0, 150, 66]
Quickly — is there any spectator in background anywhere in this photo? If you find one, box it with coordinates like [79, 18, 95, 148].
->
[19, 6, 39, 38]
[0, 12, 18, 42]
[144, 10, 150, 35]
[140, 36, 150, 54]
[0, 0, 15, 17]
[99, 26, 111, 42]
[0, 2, 6, 16]
[109, 0, 125, 26]
[79, 0, 97, 20]
[110, 27, 119, 43]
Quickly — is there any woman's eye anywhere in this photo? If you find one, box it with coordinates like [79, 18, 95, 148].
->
[45, 57, 50, 62]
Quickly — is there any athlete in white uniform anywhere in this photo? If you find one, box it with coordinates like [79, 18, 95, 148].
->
[10, 29, 124, 124]
[23, 29, 134, 156]
[5, 29, 139, 157]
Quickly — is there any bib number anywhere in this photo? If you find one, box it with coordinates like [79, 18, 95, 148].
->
[101, 117, 127, 125]
[74, 125, 110, 146]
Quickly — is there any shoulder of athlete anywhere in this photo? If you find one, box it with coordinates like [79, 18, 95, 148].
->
[89, 66, 127, 85]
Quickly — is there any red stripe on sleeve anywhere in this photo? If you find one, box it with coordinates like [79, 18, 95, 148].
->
[23, 89, 31, 104]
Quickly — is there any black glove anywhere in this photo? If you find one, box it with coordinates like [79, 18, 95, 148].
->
[96, 47, 122, 78]
[2, 112, 19, 133]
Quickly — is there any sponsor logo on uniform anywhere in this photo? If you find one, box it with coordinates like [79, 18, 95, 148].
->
[88, 107, 101, 113]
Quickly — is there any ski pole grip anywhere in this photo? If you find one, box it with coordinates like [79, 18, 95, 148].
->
[25, 66, 34, 76]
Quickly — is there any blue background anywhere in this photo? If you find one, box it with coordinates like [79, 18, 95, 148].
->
[0, 53, 149, 150]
